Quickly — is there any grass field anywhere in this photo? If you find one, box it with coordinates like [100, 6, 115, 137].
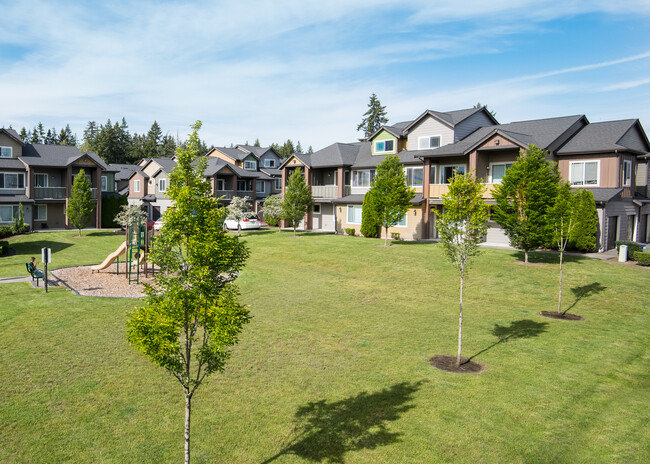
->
[1, 230, 649, 463]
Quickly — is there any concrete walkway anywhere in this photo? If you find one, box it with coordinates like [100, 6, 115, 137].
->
[0, 276, 32, 284]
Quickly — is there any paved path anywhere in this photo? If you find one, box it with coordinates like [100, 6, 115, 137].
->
[0, 276, 31, 284]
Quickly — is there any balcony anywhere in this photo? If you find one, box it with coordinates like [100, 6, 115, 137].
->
[216, 190, 234, 200]
[428, 183, 498, 199]
[34, 187, 67, 199]
[312, 185, 350, 198]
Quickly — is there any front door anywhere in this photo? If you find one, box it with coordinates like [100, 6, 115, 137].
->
[607, 216, 618, 250]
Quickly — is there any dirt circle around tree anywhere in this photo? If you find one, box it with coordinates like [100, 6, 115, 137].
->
[429, 355, 485, 374]
[539, 311, 585, 321]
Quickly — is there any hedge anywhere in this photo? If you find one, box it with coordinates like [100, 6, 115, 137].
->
[633, 251, 650, 266]
[615, 241, 645, 260]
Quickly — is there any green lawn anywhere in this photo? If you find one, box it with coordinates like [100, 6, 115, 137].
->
[1, 231, 648, 463]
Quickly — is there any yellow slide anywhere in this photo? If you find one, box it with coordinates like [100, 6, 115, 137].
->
[92, 242, 127, 271]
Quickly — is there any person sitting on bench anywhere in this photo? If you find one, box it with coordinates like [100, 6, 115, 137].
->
[27, 257, 44, 279]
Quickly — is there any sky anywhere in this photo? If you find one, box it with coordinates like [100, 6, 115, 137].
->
[1, 0, 650, 151]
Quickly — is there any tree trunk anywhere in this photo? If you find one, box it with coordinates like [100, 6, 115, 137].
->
[524, 250, 529, 263]
[457, 273, 464, 367]
[184, 393, 191, 464]
[558, 250, 564, 314]
[293, 226, 297, 237]
[237, 224, 241, 237]
[384, 226, 389, 247]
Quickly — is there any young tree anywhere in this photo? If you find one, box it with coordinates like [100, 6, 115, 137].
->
[569, 189, 599, 252]
[227, 196, 252, 236]
[114, 204, 148, 229]
[437, 172, 489, 367]
[282, 167, 313, 236]
[127, 121, 250, 464]
[369, 154, 414, 246]
[260, 195, 283, 231]
[360, 188, 381, 238]
[492, 145, 560, 263]
[548, 183, 576, 314]
[68, 169, 95, 236]
[357, 93, 388, 140]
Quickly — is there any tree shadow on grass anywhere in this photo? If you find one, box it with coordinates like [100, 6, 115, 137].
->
[564, 282, 607, 314]
[85, 230, 121, 237]
[261, 381, 424, 464]
[511, 251, 590, 264]
[468, 319, 549, 362]
[8, 240, 73, 257]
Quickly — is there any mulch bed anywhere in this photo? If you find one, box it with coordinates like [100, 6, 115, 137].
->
[51, 263, 155, 298]
[429, 355, 485, 374]
[539, 311, 585, 321]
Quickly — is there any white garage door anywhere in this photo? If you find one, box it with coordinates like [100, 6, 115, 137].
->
[485, 222, 510, 246]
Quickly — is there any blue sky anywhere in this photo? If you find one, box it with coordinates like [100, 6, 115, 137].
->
[1, 0, 649, 150]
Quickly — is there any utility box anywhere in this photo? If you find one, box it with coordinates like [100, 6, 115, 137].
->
[618, 245, 628, 262]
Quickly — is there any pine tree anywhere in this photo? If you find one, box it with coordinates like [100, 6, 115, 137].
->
[357, 93, 388, 140]
[569, 189, 599, 252]
[253, 138, 261, 147]
[144, 121, 163, 158]
[296, 141, 303, 154]
[37, 123, 45, 143]
[282, 167, 313, 236]
[82, 121, 98, 152]
[369, 154, 414, 246]
[19, 127, 28, 141]
[30, 128, 40, 144]
[307, 146, 314, 154]
[59, 125, 76, 145]
[45, 128, 57, 144]
[492, 145, 560, 263]
[360, 189, 381, 238]
[160, 135, 177, 158]
[68, 169, 95, 236]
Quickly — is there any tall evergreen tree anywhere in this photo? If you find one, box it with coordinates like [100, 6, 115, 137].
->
[58, 124, 76, 145]
[295, 141, 303, 154]
[492, 145, 560, 263]
[68, 169, 95, 236]
[369, 154, 414, 246]
[569, 189, 599, 252]
[282, 167, 313, 236]
[82, 121, 99, 152]
[160, 134, 177, 158]
[30, 128, 40, 144]
[253, 138, 261, 147]
[19, 127, 28, 141]
[37, 123, 45, 143]
[307, 145, 314, 154]
[144, 121, 163, 158]
[45, 128, 57, 144]
[357, 93, 388, 140]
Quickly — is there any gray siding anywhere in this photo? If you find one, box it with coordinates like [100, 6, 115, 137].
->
[259, 152, 280, 169]
[454, 111, 495, 142]
[406, 116, 455, 149]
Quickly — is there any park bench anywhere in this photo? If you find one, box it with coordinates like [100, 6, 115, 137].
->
[26, 263, 44, 287]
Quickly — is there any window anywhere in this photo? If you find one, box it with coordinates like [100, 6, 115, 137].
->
[405, 167, 424, 187]
[352, 169, 375, 187]
[244, 160, 257, 170]
[440, 165, 466, 184]
[374, 139, 395, 153]
[274, 178, 282, 190]
[0, 172, 25, 189]
[158, 178, 167, 192]
[256, 180, 265, 193]
[570, 161, 599, 186]
[313, 204, 321, 214]
[35, 205, 47, 221]
[238, 179, 253, 191]
[418, 136, 441, 149]
[347, 205, 363, 224]
[264, 159, 276, 168]
[396, 213, 407, 227]
[35, 174, 48, 188]
[430, 165, 437, 184]
[490, 162, 514, 184]
[134, 179, 141, 193]
[0, 205, 19, 222]
[0, 146, 12, 158]
[101, 175, 108, 192]
[217, 179, 225, 191]
[623, 160, 632, 187]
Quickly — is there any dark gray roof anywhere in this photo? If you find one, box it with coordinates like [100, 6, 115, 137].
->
[148, 158, 177, 173]
[582, 188, 623, 203]
[260, 168, 281, 177]
[403, 107, 492, 134]
[422, 115, 585, 157]
[109, 164, 139, 180]
[212, 147, 257, 161]
[237, 145, 276, 158]
[378, 120, 413, 138]
[20, 144, 109, 169]
[557, 120, 646, 155]
[0, 158, 26, 169]
[127, 168, 148, 180]
[1, 128, 24, 144]
[308, 142, 362, 168]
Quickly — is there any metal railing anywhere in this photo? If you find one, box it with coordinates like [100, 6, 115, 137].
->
[311, 185, 350, 198]
[33, 187, 67, 199]
[216, 190, 234, 200]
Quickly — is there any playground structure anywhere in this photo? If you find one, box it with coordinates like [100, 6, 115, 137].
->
[92, 219, 154, 284]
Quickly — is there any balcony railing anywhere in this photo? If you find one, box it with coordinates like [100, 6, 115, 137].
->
[428, 183, 498, 199]
[216, 190, 234, 200]
[33, 187, 67, 199]
[312, 185, 350, 198]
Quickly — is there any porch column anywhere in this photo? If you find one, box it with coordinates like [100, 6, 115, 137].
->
[65, 165, 72, 229]
[337, 167, 344, 198]
[469, 150, 478, 176]
[304, 167, 312, 230]
[280, 169, 286, 228]
[95, 167, 102, 229]
[423, 158, 431, 239]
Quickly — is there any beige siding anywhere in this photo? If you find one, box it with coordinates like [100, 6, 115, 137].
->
[0, 133, 23, 157]
[407, 116, 455, 150]
[337, 205, 426, 240]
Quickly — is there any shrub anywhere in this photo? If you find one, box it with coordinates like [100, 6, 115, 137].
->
[0, 240, 9, 255]
[0, 225, 12, 239]
[360, 190, 381, 238]
[391, 232, 401, 241]
[102, 193, 128, 228]
[616, 241, 645, 260]
[569, 189, 598, 252]
[633, 251, 650, 266]
[345, 228, 356, 236]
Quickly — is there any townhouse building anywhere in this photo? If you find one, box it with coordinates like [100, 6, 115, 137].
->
[0, 128, 115, 230]
[280, 108, 650, 251]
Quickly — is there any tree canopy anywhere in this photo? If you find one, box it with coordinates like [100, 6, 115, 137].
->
[67, 169, 95, 236]
[282, 167, 313, 236]
[357, 93, 388, 140]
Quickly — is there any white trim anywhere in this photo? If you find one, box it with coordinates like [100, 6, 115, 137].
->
[418, 135, 441, 150]
[347, 204, 362, 224]
[404, 166, 424, 187]
[134, 179, 141, 193]
[395, 211, 408, 228]
[440, 164, 467, 185]
[374, 138, 396, 154]
[217, 179, 225, 191]
[622, 160, 632, 187]
[488, 161, 515, 184]
[35, 204, 47, 221]
[244, 160, 257, 171]
[263, 159, 276, 168]
[313, 204, 321, 214]
[0, 146, 12, 158]
[569, 160, 600, 187]
[0, 172, 25, 189]
[101, 175, 108, 192]
[429, 165, 437, 184]
[158, 178, 167, 192]
[274, 178, 282, 190]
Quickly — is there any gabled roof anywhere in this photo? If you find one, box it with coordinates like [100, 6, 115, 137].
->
[0, 128, 24, 145]
[557, 119, 650, 155]
[421, 115, 586, 157]
[20, 144, 109, 169]
[139, 157, 177, 174]
[403, 107, 499, 134]
[307, 142, 362, 168]
[582, 188, 623, 203]
[210, 146, 259, 161]
[367, 120, 413, 140]
[236, 145, 280, 158]
[260, 167, 281, 177]
[109, 163, 141, 181]
[279, 153, 313, 169]
[127, 168, 149, 180]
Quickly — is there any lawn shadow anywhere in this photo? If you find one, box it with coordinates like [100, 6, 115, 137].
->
[261, 381, 424, 464]
[511, 251, 590, 264]
[85, 230, 121, 237]
[468, 319, 549, 361]
[564, 282, 607, 314]
[8, 240, 73, 257]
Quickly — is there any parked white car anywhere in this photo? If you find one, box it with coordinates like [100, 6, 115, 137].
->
[153, 219, 164, 230]
[224, 215, 261, 230]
